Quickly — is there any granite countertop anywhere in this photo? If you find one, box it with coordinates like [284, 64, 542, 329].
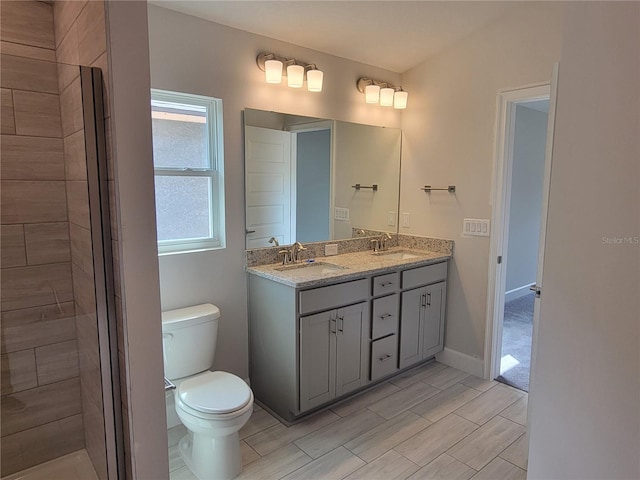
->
[246, 247, 451, 288]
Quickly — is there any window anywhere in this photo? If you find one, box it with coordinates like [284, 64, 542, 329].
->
[151, 90, 225, 254]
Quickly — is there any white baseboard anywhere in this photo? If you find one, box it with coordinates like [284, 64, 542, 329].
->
[505, 284, 534, 302]
[435, 347, 484, 377]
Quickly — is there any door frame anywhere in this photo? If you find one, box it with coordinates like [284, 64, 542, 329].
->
[484, 73, 557, 380]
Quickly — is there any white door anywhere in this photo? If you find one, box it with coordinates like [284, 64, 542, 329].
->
[245, 126, 292, 248]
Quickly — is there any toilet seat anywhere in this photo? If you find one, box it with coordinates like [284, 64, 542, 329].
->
[178, 371, 252, 415]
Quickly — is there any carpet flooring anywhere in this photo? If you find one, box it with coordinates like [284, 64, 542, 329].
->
[498, 292, 534, 392]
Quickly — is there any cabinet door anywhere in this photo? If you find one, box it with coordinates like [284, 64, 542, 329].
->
[300, 310, 336, 412]
[336, 302, 370, 396]
[399, 287, 424, 369]
[423, 282, 446, 358]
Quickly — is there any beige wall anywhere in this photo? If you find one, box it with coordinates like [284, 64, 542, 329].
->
[400, 3, 565, 365]
[147, 4, 401, 378]
[528, 2, 640, 478]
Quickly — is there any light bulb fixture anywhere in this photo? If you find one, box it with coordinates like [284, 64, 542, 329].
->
[357, 77, 409, 109]
[256, 52, 323, 92]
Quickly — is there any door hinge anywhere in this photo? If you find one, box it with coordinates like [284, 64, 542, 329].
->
[529, 284, 541, 298]
[497, 255, 502, 264]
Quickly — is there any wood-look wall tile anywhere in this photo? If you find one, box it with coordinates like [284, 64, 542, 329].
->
[1, 224, 26, 268]
[0, 1, 55, 50]
[0, 429, 22, 476]
[76, 0, 106, 65]
[24, 222, 70, 265]
[0, 302, 76, 353]
[0, 40, 56, 62]
[0, 413, 84, 477]
[112, 239, 121, 295]
[72, 263, 96, 316]
[82, 390, 108, 480]
[0, 54, 58, 94]
[66, 180, 90, 228]
[53, 0, 87, 48]
[60, 77, 83, 137]
[0, 262, 73, 312]
[1, 349, 37, 395]
[55, 22, 79, 93]
[91, 51, 109, 119]
[35, 339, 79, 385]
[76, 308, 99, 367]
[1, 181, 67, 224]
[0, 377, 81, 436]
[1, 88, 15, 134]
[79, 345, 103, 413]
[1, 135, 64, 180]
[12, 90, 61, 137]
[69, 223, 93, 275]
[108, 183, 118, 239]
[64, 129, 87, 180]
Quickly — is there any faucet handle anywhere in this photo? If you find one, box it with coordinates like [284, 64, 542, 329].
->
[371, 239, 380, 252]
[278, 249, 292, 265]
[268, 237, 280, 247]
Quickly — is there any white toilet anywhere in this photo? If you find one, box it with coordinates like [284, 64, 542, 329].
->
[162, 304, 254, 480]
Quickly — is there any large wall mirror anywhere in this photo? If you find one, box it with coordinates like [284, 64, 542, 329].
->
[244, 109, 401, 248]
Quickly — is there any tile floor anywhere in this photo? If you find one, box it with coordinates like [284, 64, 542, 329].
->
[2, 450, 99, 480]
[169, 362, 528, 480]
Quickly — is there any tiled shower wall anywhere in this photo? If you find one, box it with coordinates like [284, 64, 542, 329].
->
[0, 1, 82, 475]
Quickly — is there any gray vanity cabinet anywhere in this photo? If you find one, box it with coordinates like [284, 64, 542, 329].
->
[300, 302, 369, 412]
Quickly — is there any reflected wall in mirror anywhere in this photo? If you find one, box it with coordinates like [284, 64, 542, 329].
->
[244, 109, 401, 248]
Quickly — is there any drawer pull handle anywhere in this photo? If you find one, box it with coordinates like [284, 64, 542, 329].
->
[379, 313, 392, 319]
[379, 354, 393, 362]
[380, 282, 394, 287]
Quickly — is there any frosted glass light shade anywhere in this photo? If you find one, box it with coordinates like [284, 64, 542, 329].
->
[394, 90, 409, 109]
[287, 64, 304, 88]
[365, 84, 380, 103]
[380, 87, 394, 106]
[265, 59, 283, 83]
[307, 69, 324, 92]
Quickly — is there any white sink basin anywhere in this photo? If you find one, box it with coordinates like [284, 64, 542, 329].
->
[373, 250, 422, 260]
[275, 262, 348, 276]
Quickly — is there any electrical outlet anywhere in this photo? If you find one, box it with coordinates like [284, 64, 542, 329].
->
[402, 212, 411, 228]
[325, 244, 338, 256]
[462, 218, 490, 237]
[388, 211, 396, 227]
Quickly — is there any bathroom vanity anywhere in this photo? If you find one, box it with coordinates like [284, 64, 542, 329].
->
[247, 244, 450, 422]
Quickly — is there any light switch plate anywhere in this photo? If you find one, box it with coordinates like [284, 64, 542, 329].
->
[388, 211, 396, 227]
[325, 244, 338, 256]
[402, 213, 411, 228]
[462, 218, 490, 237]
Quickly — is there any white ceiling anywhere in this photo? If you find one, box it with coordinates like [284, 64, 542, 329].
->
[150, 1, 522, 73]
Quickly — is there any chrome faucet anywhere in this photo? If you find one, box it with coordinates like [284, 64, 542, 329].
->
[268, 237, 280, 247]
[379, 232, 392, 251]
[291, 242, 307, 263]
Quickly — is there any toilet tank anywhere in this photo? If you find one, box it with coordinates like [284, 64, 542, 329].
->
[162, 304, 220, 380]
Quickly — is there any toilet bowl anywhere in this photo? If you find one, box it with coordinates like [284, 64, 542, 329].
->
[162, 304, 254, 480]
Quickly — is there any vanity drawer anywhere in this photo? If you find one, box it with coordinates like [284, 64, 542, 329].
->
[402, 262, 447, 290]
[371, 335, 398, 380]
[372, 294, 399, 339]
[299, 278, 368, 315]
[372, 272, 399, 296]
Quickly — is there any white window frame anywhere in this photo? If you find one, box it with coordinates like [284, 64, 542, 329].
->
[151, 89, 225, 254]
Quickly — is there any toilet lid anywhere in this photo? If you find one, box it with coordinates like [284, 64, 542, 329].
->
[178, 371, 252, 414]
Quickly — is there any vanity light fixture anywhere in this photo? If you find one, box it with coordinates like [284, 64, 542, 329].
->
[357, 77, 409, 109]
[257, 52, 324, 92]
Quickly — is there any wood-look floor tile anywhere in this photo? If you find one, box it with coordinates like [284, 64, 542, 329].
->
[424, 367, 470, 390]
[345, 450, 419, 480]
[281, 446, 365, 480]
[460, 376, 498, 392]
[294, 409, 385, 459]
[408, 453, 476, 480]
[246, 409, 340, 456]
[469, 457, 526, 480]
[167, 444, 184, 473]
[367, 381, 440, 419]
[395, 414, 478, 466]
[1, 88, 15, 134]
[331, 381, 400, 417]
[454, 384, 523, 425]
[24, 222, 70, 265]
[344, 411, 431, 462]
[390, 361, 448, 388]
[499, 434, 528, 470]
[0, 54, 58, 94]
[447, 416, 525, 471]
[241, 440, 260, 466]
[235, 444, 311, 480]
[239, 406, 279, 440]
[1, 349, 37, 394]
[1, 135, 64, 180]
[169, 465, 196, 480]
[1, 224, 26, 268]
[0, 0, 55, 50]
[12, 90, 61, 138]
[411, 383, 481, 422]
[1, 181, 67, 225]
[499, 396, 528, 426]
[167, 424, 187, 448]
